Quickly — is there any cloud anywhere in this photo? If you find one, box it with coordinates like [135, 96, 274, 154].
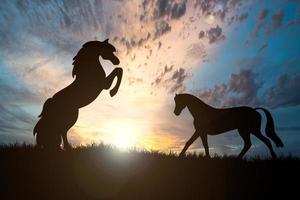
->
[142, 0, 247, 25]
[252, 9, 269, 37]
[0, 0, 112, 54]
[169, 68, 187, 93]
[0, 104, 35, 133]
[197, 67, 300, 109]
[128, 77, 143, 85]
[140, 0, 187, 21]
[0, 67, 39, 143]
[118, 32, 152, 52]
[0, 98, 36, 143]
[198, 30, 205, 39]
[271, 10, 284, 29]
[153, 20, 172, 39]
[258, 9, 269, 20]
[25, 58, 52, 74]
[287, 18, 300, 27]
[171, 1, 187, 19]
[235, 56, 265, 69]
[154, 0, 171, 18]
[151, 65, 174, 86]
[157, 41, 162, 49]
[0, 70, 40, 105]
[194, 0, 245, 22]
[151, 66, 188, 94]
[227, 69, 263, 106]
[252, 9, 285, 38]
[198, 69, 263, 107]
[252, 24, 263, 38]
[152, 0, 187, 19]
[265, 72, 300, 108]
[198, 83, 229, 107]
[237, 13, 248, 22]
[112, 0, 249, 53]
[258, 43, 268, 52]
[206, 25, 225, 44]
[186, 43, 207, 59]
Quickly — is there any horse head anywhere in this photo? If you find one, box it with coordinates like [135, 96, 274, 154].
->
[82, 39, 120, 65]
[174, 94, 187, 116]
[72, 39, 120, 77]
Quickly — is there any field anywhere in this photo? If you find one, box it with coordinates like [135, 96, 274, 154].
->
[0, 144, 299, 200]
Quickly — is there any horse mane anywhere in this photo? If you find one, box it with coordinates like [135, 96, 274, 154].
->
[71, 43, 101, 78]
[180, 93, 214, 110]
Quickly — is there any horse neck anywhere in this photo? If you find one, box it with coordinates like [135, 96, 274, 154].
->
[74, 57, 105, 80]
[185, 95, 213, 117]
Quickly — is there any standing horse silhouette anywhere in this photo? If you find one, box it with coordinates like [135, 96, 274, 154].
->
[33, 39, 123, 149]
[174, 93, 284, 159]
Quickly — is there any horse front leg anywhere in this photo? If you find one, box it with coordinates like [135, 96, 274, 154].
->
[179, 131, 200, 157]
[104, 67, 123, 97]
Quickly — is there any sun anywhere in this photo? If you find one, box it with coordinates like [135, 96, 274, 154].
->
[112, 128, 135, 150]
[106, 122, 138, 150]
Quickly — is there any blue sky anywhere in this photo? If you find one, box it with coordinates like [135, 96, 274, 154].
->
[0, 0, 300, 157]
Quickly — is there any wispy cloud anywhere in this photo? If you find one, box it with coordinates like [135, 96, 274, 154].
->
[265, 72, 300, 108]
[197, 68, 300, 109]
[198, 68, 263, 107]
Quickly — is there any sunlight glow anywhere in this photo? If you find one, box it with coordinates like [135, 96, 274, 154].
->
[106, 122, 138, 150]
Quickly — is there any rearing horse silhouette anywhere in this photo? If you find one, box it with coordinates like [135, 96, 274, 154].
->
[174, 93, 284, 159]
[33, 39, 123, 149]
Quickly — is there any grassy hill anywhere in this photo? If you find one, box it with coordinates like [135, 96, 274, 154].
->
[0, 144, 299, 200]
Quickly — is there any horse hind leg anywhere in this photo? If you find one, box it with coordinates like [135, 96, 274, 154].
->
[49, 135, 62, 151]
[62, 131, 72, 150]
[237, 129, 252, 159]
[36, 131, 61, 151]
[60, 109, 78, 150]
[252, 130, 277, 159]
[200, 134, 210, 158]
[42, 129, 62, 151]
[36, 132, 45, 149]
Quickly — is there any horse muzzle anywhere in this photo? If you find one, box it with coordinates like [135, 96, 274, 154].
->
[111, 55, 120, 65]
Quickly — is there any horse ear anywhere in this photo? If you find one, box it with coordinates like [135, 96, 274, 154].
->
[104, 38, 109, 43]
[175, 93, 178, 97]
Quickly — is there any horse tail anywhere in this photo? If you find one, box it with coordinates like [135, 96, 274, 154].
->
[255, 107, 284, 147]
[38, 98, 53, 117]
[33, 121, 38, 136]
[34, 98, 54, 135]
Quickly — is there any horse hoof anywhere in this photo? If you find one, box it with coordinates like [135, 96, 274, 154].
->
[64, 145, 72, 150]
[179, 153, 185, 158]
[110, 89, 118, 97]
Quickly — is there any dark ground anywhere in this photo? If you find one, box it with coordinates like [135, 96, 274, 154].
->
[0, 144, 299, 200]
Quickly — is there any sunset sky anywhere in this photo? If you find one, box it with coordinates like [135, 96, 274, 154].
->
[0, 0, 300, 156]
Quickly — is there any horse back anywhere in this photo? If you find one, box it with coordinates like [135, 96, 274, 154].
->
[194, 106, 260, 134]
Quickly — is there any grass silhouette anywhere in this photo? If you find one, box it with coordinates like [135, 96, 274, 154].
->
[0, 144, 299, 200]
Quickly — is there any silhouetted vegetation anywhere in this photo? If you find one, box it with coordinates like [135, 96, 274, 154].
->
[0, 144, 299, 200]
